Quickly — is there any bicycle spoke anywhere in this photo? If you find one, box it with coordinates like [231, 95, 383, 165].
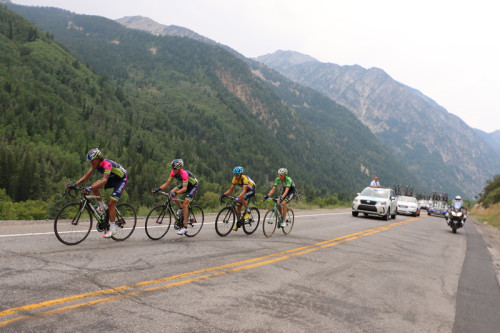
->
[263, 209, 277, 238]
[54, 202, 92, 245]
[111, 203, 137, 241]
[282, 208, 294, 235]
[185, 205, 204, 237]
[242, 207, 260, 235]
[215, 207, 235, 237]
[145, 205, 171, 240]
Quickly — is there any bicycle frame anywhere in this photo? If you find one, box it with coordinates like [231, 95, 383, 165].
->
[55, 187, 137, 245]
[262, 198, 294, 237]
[155, 191, 189, 228]
[215, 195, 260, 237]
[67, 188, 107, 226]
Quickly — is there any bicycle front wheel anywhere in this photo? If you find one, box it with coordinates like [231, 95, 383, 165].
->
[215, 207, 236, 237]
[54, 202, 93, 245]
[262, 209, 277, 238]
[242, 207, 260, 235]
[185, 205, 204, 237]
[145, 205, 171, 240]
[112, 203, 137, 241]
[282, 208, 295, 235]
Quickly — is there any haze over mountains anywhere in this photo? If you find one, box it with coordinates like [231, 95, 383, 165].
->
[2, 4, 499, 201]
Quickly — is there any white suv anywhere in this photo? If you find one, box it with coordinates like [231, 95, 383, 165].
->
[352, 187, 397, 220]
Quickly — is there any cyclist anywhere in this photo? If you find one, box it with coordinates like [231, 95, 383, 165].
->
[220, 166, 256, 231]
[263, 168, 295, 227]
[66, 148, 128, 238]
[152, 159, 198, 235]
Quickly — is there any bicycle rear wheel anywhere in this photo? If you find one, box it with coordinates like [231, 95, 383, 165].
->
[54, 202, 93, 245]
[262, 209, 277, 238]
[112, 203, 137, 241]
[215, 207, 236, 237]
[242, 207, 260, 235]
[282, 208, 294, 235]
[185, 205, 204, 237]
[145, 205, 171, 240]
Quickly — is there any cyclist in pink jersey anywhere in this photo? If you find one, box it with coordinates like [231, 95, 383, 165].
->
[152, 159, 198, 235]
[66, 148, 128, 238]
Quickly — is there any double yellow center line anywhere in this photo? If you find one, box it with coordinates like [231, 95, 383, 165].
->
[0, 217, 418, 327]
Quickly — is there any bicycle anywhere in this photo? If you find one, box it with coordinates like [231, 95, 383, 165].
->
[215, 195, 260, 237]
[262, 198, 295, 238]
[54, 187, 137, 245]
[145, 191, 204, 240]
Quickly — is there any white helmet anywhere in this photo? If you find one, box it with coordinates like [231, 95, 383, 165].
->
[455, 195, 461, 200]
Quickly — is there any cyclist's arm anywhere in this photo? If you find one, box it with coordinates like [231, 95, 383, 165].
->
[223, 184, 235, 196]
[75, 168, 94, 186]
[91, 173, 110, 190]
[281, 186, 290, 199]
[266, 186, 277, 197]
[174, 183, 188, 195]
[158, 179, 172, 191]
[238, 184, 248, 200]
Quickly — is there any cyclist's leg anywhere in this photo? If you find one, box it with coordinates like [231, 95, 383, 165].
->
[283, 193, 294, 222]
[105, 176, 127, 236]
[183, 183, 198, 228]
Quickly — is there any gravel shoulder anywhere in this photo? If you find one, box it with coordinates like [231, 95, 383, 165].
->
[471, 217, 500, 285]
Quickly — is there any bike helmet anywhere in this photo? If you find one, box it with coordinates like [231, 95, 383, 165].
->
[233, 166, 244, 174]
[278, 168, 288, 175]
[455, 195, 461, 200]
[171, 159, 184, 169]
[86, 148, 101, 161]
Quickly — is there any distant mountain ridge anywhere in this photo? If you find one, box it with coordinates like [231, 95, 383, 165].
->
[116, 16, 244, 59]
[257, 50, 500, 197]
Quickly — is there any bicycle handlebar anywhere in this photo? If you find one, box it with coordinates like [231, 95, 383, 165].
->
[153, 190, 183, 202]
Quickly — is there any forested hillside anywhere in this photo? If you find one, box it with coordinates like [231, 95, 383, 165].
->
[1, 4, 417, 218]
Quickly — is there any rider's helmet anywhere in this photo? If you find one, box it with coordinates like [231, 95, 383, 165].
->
[86, 148, 101, 161]
[171, 159, 184, 169]
[233, 166, 244, 174]
[278, 168, 288, 175]
[455, 195, 461, 201]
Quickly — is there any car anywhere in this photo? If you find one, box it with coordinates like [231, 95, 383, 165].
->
[352, 187, 397, 220]
[428, 201, 448, 217]
[397, 196, 420, 216]
[417, 200, 429, 211]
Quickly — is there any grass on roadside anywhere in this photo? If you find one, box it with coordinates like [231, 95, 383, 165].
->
[470, 202, 500, 228]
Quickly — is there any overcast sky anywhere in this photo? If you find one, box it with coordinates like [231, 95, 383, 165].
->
[12, 0, 500, 133]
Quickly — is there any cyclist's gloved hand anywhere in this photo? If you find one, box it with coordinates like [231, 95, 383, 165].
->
[219, 193, 225, 199]
[152, 187, 161, 194]
[169, 192, 177, 197]
[263, 195, 269, 201]
[82, 186, 92, 194]
[66, 183, 77, 189]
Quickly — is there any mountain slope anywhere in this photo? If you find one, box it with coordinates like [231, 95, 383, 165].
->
[116, 14, 420, 191]
[257, 50, 500, 197]
[2, 4, 418, 206]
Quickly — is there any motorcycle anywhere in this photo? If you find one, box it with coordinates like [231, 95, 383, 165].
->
[445, 201, 466, 233]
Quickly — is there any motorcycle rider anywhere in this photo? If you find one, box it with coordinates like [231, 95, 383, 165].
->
[454, 195, 467, 224]
[446, 195, 467, 226]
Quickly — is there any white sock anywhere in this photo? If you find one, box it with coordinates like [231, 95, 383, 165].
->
[110, 222, 116, 231]
[99, 201, 106, 209]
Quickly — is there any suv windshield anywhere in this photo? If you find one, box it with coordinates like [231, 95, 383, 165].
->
[360, 187, 389, 199]
[400, 196, 417, 203]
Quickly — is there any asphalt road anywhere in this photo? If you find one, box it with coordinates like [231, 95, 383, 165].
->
[0, 209, 499, 332]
